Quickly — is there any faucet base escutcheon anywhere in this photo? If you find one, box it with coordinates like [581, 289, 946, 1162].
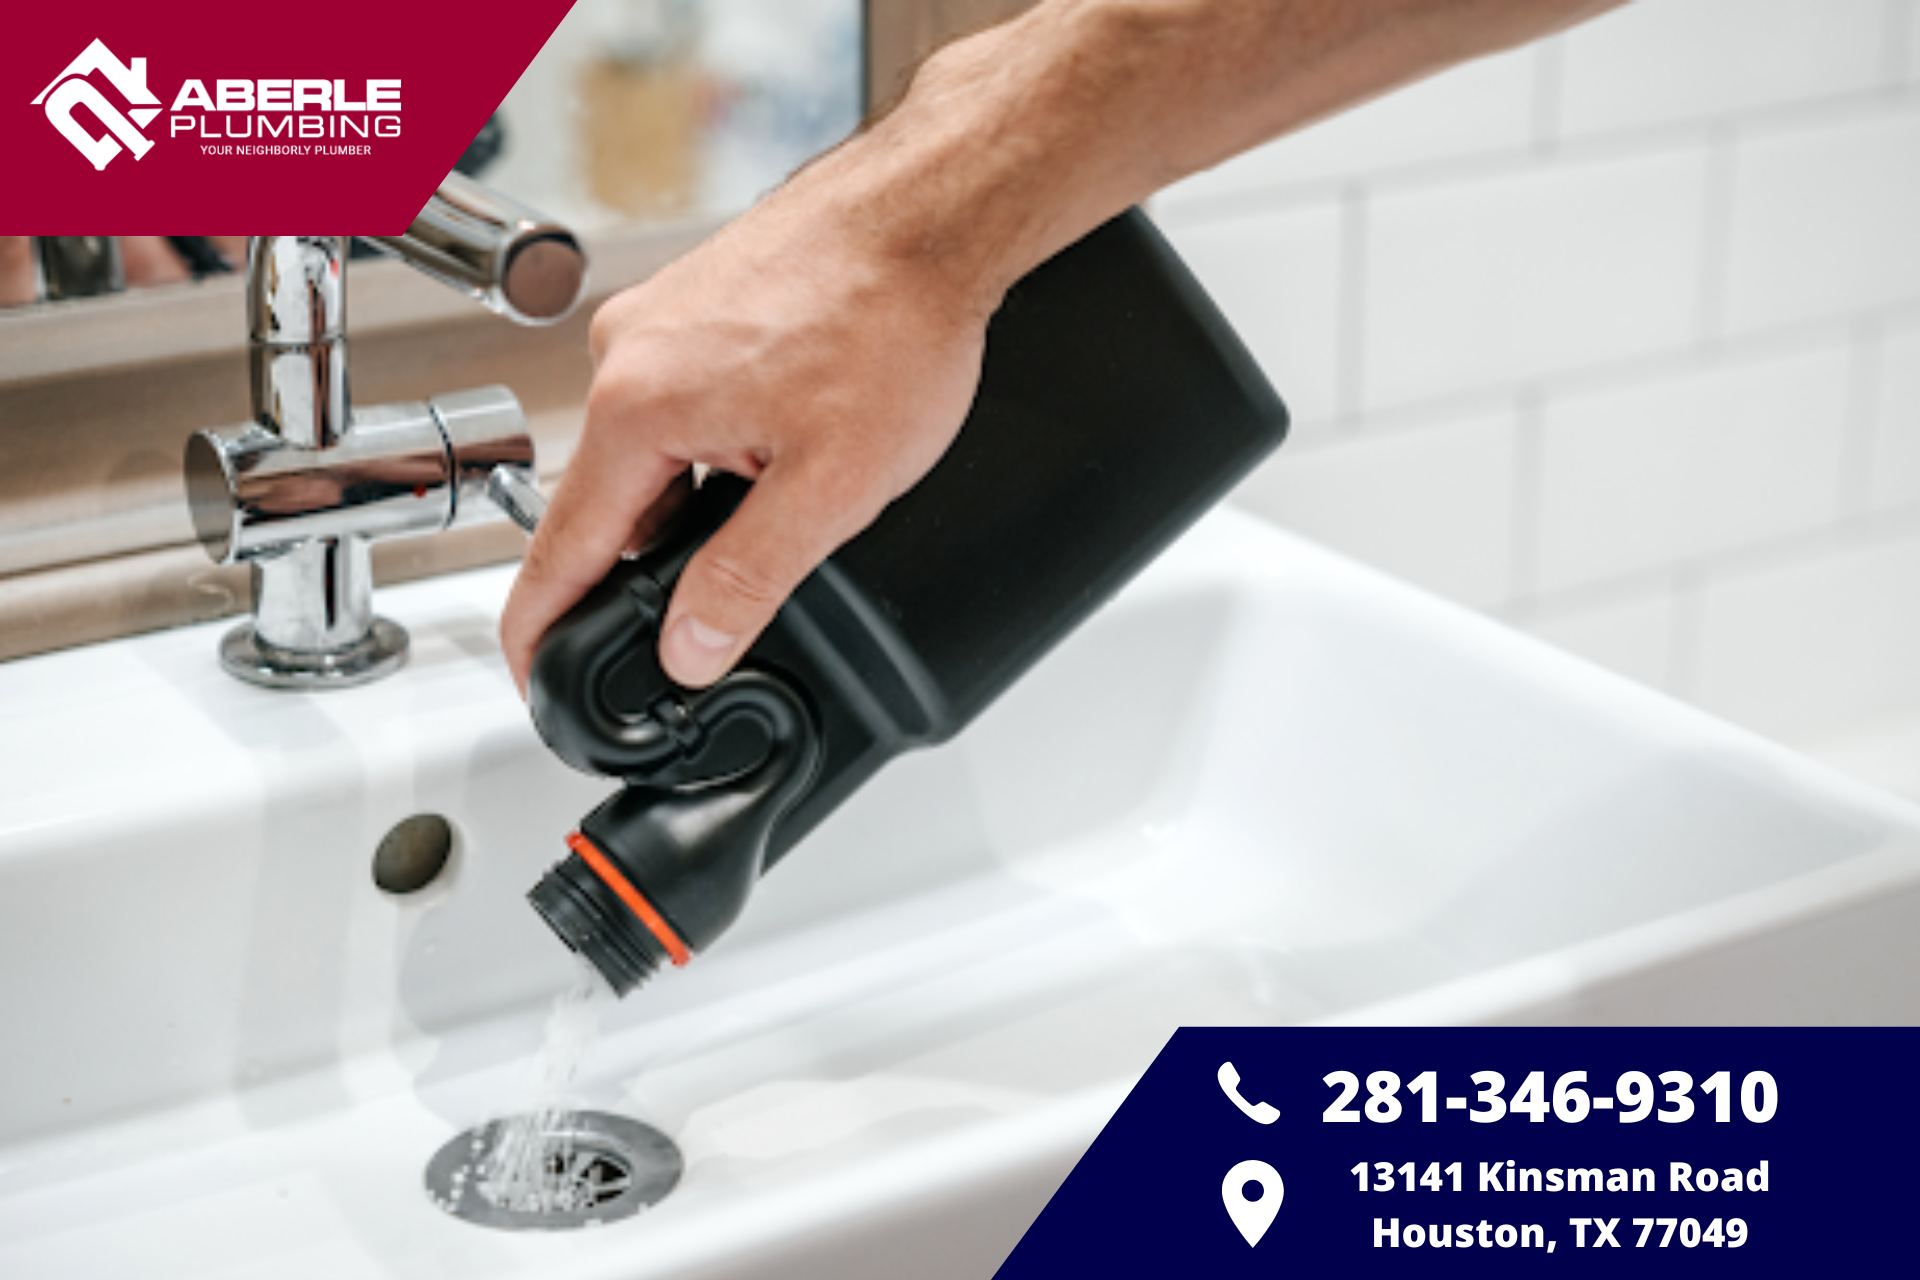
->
[217, 616, 409, 691]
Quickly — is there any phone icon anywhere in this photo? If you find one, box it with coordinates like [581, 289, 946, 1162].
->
[1219, 1061, 1279, 1124]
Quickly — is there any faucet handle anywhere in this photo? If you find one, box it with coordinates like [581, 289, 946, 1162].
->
[487, 464, 547, 535]
[366, 172, 587, 326]
[428, 386, 546, 533]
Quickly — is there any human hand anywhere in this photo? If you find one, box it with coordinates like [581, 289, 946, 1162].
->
[499, 159, 1000, 693]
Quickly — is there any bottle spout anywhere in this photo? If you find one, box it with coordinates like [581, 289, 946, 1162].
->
[528, 669, 821, 997]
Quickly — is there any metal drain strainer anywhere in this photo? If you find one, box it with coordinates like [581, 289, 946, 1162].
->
[425, 1110, 681, 1230]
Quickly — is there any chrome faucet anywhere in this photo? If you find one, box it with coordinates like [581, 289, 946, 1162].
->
[183, 174, 584, 689]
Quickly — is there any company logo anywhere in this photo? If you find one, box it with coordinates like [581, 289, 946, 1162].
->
[28, 39, 401, 169]
[32, 38, 160, 171]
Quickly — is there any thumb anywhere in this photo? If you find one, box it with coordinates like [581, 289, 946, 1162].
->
[659, 463, 872, 687]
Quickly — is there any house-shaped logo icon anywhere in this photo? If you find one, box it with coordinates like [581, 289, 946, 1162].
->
[32, 39, 161, 170]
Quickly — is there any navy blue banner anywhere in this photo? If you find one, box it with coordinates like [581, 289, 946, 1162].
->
[998, 1028, 1913, 1274]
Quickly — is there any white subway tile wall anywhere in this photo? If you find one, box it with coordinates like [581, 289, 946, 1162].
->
[1535, 345, 1850, 591]
[1724, 110, 1920, 334]
[1155, 0, 1920, 798]
[1694, 530, 1920, 741]
[1230, 410, 1518, 609]
[1363, 145, 1709, 408]
[1556, 0, 1889, 136]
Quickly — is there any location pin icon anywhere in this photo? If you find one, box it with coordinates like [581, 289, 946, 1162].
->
[1222, 1160, 1283, 1247]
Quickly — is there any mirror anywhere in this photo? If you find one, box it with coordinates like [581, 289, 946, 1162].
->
[1, 0, 862, 312]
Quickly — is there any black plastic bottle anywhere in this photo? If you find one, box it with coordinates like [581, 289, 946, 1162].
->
[526, 209, 1289, 995]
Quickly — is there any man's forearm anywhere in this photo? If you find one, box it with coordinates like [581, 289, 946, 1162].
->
[809, 0, 1625, 318]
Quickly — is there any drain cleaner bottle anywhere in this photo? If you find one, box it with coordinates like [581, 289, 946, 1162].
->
[526, 209, 1289, 995]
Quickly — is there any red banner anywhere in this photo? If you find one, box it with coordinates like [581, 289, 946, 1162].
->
[4, 1, 577, 232]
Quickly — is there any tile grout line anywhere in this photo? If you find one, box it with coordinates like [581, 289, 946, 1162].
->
[1506, 388, 1545, 607]
[1333, 182, 1370, 428]
[1666, 566, 1704, 703]
[1693, 124, 1738, 354]
[1838, 317, 1885, 518]
[1529, 36, 1564, 161]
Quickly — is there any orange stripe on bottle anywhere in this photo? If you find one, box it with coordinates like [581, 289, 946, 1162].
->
[566, 831, 692, 967]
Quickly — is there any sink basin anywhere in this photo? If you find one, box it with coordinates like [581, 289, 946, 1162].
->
[3, 506, 1916, 1278]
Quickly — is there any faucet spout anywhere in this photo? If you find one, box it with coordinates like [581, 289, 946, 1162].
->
[366, 173, 586, 325]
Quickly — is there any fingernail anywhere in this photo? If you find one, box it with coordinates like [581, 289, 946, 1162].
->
[662, 616, 739, 687]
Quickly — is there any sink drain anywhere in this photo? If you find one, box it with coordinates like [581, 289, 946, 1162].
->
[425, 1111, 681, 1230]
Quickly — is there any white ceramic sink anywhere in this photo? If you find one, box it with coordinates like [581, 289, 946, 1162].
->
[2, 507, 1917, 1278]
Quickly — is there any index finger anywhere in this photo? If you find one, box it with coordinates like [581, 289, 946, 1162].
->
[500, 423, 685, 695]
